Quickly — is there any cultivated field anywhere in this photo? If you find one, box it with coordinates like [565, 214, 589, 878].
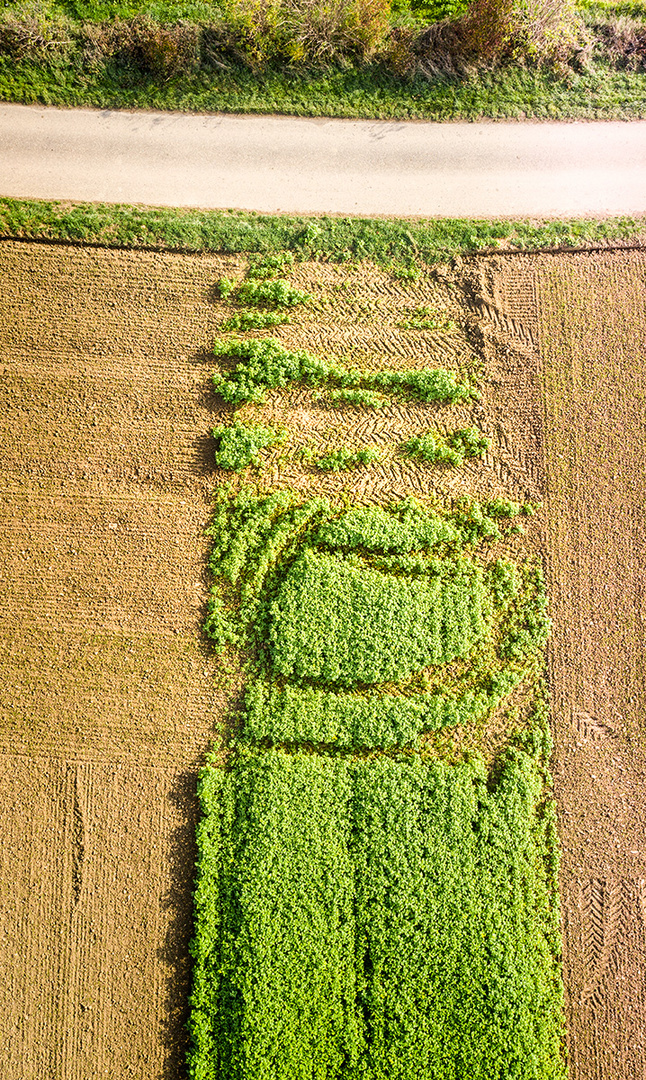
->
[1, 239, 645, 1078]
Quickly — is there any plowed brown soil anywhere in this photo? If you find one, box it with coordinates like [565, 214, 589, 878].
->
[473, 249, 646, 1080]
[2, 239, 645, 1079]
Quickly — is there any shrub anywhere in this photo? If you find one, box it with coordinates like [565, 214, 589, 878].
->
[82, 16, 200, 75]
[212, 420, 282, 471]
[458, 0, 586, 65]
[218, 0, 391, 68]
[0, 12, 73, 61]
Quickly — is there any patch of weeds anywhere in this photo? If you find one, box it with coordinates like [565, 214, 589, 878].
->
[301, 445, 380, 471]
[403, 426, 490, 466]
[313, 387, 390, 409]
[212, 420, 283, 471]
[219, 310, 290, 332]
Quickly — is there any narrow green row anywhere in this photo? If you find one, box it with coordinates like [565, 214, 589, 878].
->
[188, 746, 565, 1080]
[243, 669, 522, 748]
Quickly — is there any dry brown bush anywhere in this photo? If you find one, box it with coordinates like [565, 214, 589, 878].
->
[0, 12, 72, 60]
[596, 15, 646, 69]
[82, 16, 200, 76]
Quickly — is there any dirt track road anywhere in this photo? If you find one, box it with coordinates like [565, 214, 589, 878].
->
[1, 103, 646, 217]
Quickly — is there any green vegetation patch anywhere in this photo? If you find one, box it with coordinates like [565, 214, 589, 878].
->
[403, 426, 490, 466]
[211, 336, 472, 407]
[302, 445, 380, 471]
[212, 420, 282, 472]
[269, 549, 489, 686]
[188, 743, 565, 1080]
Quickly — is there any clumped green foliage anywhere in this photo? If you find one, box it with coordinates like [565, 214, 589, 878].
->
[218, 276, 311, 308]
[243, 669, 523, 747]
[212, 420, 282, 471]
[268, 549, 489, 685]
[219, 309, 290, 332]
[211, 336, 472, 407]
[188, 746, 566, 1080]
[303, 445, 380, 471]
[403, 426, 489, 466]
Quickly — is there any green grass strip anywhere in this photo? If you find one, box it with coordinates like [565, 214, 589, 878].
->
[1, 198, 645, 266]
[1, 51, 646, 121]
[188, 744, 565, 1080]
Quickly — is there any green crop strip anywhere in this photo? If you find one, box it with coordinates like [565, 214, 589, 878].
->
[188, 739, 565, 1080]
[187, 253, 564, 1078]
[211, 336, 472, 407]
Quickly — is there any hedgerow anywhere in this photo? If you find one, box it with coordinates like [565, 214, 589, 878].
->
[188, 745, 566, 1080]
[212, 420, 282, 471]
[210, 336, 472, 407]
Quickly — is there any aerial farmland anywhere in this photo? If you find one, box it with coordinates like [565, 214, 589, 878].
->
[1, 236, 645, 1079]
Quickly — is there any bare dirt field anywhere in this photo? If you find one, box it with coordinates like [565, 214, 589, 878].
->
[475, 249, 646, 1080]
[1, 239, 645, 1079]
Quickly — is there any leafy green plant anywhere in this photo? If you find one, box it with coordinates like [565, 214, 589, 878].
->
[188, 745, 566, 1080]
[303, 445, 380, 471]
[212, 420, 282, 471]
[217, 276, 311, 308]
[403, 426, 490, 466]
[219, 310, 290, 332]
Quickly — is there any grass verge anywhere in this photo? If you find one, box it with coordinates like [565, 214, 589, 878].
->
[2, 199, 646, 267]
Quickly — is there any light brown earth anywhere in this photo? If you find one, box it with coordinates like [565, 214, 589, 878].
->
[1, 239, 645, 1078]
[473, 249, 646, 1080]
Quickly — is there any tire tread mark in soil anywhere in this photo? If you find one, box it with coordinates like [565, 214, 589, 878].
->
[580, 877, 621, 1008]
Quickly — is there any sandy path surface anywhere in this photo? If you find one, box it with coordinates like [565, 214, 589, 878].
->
[1, 103, 646, 216]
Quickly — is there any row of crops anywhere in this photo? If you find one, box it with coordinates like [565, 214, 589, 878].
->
[187, 262, 565, 1079]
[187, 489, 565, 1079]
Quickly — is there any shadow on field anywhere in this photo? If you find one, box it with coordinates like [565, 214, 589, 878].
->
[159, 769, 200, 1080]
